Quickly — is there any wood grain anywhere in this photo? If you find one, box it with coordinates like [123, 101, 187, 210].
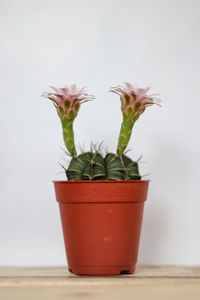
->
[0, 266, 200, 300]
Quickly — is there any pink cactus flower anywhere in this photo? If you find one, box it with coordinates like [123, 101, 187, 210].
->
[42, 84, 94, 119]
[110, 82, 161, 120]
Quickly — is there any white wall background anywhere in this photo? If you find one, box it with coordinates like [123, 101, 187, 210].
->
[0, 0, 200, 266]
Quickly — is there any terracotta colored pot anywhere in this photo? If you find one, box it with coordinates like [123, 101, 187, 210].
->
[54, 180, 149, 276]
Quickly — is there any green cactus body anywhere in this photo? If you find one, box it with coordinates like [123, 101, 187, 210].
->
[66, 152, 141, 181]
[105, 153, 141, 180]
[66, 152, 106, 180]
[104, 153, 124, 180]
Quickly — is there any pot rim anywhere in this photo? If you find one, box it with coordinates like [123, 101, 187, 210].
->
[54, 180, 150, 203]
[53, 180, 150, 184]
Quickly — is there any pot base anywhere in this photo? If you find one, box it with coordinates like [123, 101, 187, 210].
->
[68, 264, 136, 276]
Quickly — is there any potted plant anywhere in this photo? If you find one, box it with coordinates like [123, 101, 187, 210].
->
[42, 83, 160, 276]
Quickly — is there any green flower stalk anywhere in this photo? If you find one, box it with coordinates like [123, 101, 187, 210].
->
[110, 83, 160, 155]
[42, 84, 94, 156]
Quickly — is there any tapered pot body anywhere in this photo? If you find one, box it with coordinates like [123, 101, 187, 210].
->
[54, 180, 149, 276]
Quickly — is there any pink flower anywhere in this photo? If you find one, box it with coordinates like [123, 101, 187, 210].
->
[110, 82, 161, 120]
[42, 84, 94, 119]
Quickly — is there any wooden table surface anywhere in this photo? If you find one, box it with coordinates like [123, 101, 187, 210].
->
[0, 265, 200, 300]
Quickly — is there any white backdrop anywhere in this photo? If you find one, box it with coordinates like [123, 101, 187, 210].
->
[0, 0, 200, 266]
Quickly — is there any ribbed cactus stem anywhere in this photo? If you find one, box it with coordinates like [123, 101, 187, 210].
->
[61, 118, 77, 157]
[117, 115, 135, 155]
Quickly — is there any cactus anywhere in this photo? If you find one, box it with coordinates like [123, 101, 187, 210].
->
[110, 83, 160, 155]
[66, 151, 106, 180]
[105, 153, 141, 180]
[65, 151, 140, 181]
[42, 84, 94, 157]
[43, 82, 160, 181]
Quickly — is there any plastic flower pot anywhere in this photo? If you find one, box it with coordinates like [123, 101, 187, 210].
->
[54, 180, 149, 276]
